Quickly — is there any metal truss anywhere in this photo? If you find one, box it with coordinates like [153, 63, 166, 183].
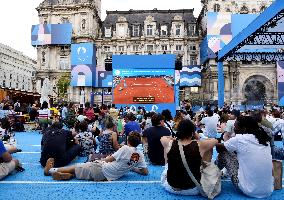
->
[245, 33, 284, 45]
[224, 10, 284, 61]
[226, 52, 284, 62]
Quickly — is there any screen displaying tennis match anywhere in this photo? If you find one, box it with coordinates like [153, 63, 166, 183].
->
[113, 69, 175, 104]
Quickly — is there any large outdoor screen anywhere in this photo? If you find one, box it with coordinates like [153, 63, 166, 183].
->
[113, 69, 175, 104]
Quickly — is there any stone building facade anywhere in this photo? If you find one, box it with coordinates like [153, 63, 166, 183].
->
[35, 0, 199, 103]
[197, 0, 276, 106]
[35, 0, 101, 102]
[0, 43, 37, 101]
[35, 0, 277, 105]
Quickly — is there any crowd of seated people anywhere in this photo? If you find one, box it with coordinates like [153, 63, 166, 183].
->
[2, 99, 284, 199]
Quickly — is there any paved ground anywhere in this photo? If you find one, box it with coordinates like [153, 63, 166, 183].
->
[0, 131, 284, 200]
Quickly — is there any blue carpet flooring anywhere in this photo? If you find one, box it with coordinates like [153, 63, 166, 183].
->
[0, 132, 283, 200]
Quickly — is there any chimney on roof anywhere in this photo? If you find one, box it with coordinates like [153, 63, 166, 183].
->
[153, 8, 157, 10]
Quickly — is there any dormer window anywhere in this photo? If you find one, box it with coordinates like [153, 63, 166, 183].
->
[133, 25, 140, 37]
[117, 24, 126, 37]
[161, 25, 167, 36]
[105, 27, 111, 37]
[188, 24, 196, 36]
[147, 25, 153, 36]
[175, 25, 181, 36]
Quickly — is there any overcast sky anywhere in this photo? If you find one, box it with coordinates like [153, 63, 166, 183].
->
[0, 0, 201, 60]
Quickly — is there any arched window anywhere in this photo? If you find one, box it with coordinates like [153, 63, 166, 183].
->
[226, 8, 231, 12]
[213, 4, 221, 12]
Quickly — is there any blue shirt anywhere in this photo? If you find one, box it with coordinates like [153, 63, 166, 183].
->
[124, 121, 141, 137]
[0, 140, 7, 156]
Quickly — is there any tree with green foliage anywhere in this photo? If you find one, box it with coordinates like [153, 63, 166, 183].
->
[57, 73, 71, 101]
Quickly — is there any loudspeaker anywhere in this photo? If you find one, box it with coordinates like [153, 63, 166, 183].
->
[105, 58, 112, 71]
[175, 59, 182, 70]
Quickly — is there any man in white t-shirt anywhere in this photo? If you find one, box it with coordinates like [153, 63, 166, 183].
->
[200, 110, 219, 138]
[44, 131, 148, 181]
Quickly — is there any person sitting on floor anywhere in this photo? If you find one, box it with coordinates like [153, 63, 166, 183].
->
[74, 121, 96, 157]
[44, 131, 148, 181]
[142, 113, 171, 165]
[40, 122, 81, 175]
[0, 118, 18, 154]
[0, 140, 20, 180]
[216, 116, 273, 198]
[160, 119, 218, 196]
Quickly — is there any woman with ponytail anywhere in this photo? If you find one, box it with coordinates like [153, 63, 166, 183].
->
[216, 116, 273, 198]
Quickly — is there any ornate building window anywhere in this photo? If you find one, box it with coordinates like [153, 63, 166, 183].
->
[147, 45, 154, 51]
[133, 25, 140, 37]
[176, 45, 182, 51]
[104, 46, 110, 52]
[133, 45, 139, 52]
[161, 45, 168, 51]
[240, 6, 249, 14]
[260, 6, 267, 12]
[175, 24, 181, 36]
[118, 46, 124, 52]
[189, 45, 196, 51]
[105, 27, 111, 37]
[213, 4, 221, 12]
[61, 17, 69, 23]
[147, 25, 153, 36]
[188, 24, 196, 36]
[81, 19, 86, 30]
[161, 25, 167, 36]
[117, 24, 126, 37]
[59, 56, 69, 70]
[190, 56, 197, 65]
[42, 51, 46, 64]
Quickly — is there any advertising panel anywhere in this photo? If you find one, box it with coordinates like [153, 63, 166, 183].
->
[71, 43, 96, 87]
[200, 13, 258, 64]
[113, 69, 175, 104]
[93, 92, 103, 105]
[179, 66, 201, 87]
[97, 71, 113, 87]
[31, 23, 72, 46]
[103, 92, 113, 106]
